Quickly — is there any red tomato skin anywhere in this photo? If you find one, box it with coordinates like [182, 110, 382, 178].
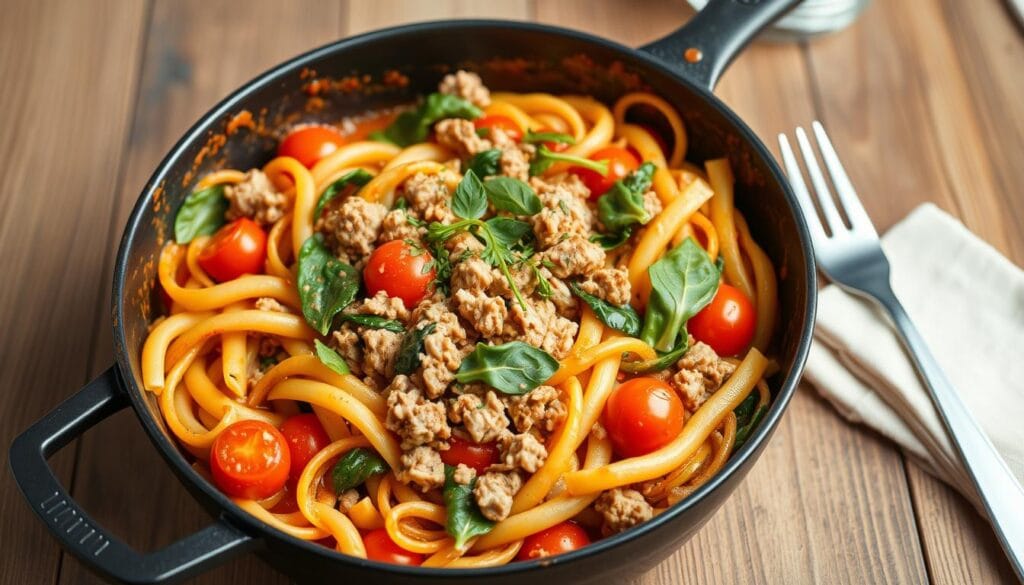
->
[363, 240, 435, 309]
[571, 146, 640, 200]
[604, 378, 685, 458]
[280, 414, 331, 480]
[277, 125, 346, 168]
[363, 528, 424, 566]
[473, 115, 523, 142]
[197, 218, 267, 282]
[209, 420, 291, 500]
[517, 521, 591, 561]
[688, 283, 757, 357]
[440, 436, 499, 475]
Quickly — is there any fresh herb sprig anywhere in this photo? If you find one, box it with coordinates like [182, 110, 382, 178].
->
[530, 145, 608, 176]
[522, 130, 575, 145]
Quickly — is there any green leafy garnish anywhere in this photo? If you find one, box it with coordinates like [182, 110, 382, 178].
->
[296, 235, 361, 335]
[338, 314, 406, 333]
[443, 465, 494, 548]
[313, 169, 374, 219]
[522, 130, 575, 145]
[455, 341, 558, 395]
[483, 177, 542, 215]
[452, 169, 489, 220]
[381, 93, 483, 147]
[314, 339, 350, 375]
[590, 228, 633, 250]
[428, 218, 532, 309]
[467, 148, 502, 178]
[569, 282, 641, 337]
[394, 322, 437, 375]
[640, 237, 721, 352]
[332, 448, 389, 493]
[619, 340, 689, 374]
[174, 185, 227, 243]
[529, 144, 608, 176]
[597, 162, 656, 232]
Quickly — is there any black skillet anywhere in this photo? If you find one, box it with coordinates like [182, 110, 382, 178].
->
[9, 1, 815, 583]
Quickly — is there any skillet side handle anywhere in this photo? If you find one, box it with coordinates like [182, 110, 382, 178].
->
[640, 0, 800, 90]
[8, 366, 256, 585]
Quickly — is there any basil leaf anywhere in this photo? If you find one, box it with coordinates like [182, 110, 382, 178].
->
[483, 177, 541, 215]
[619, 339, 689, 374]
[382, 93, 483, 147]
[443, 465, 494, 548]
[590, 228, 633, 250]
[332, 448, 388, 493]
[297, 235, 361, 335]
[529, 144, 608, 176]
[467, 148, 502, 178]
[452, 169, 488, 220]
[314, 339, 350, 375]
[174, 185, 227, 243]
[456, 341, 558, 395]
[569, 282, 641, 337]
[313, 169, 374, 219]
[522, 130, 575, 145]
[338, 313, 406, 333]
[640, 238, 720, 352]
[597, 162, 656, 232]
[394, 322, 436, 375]
[483, 217, 532, 248]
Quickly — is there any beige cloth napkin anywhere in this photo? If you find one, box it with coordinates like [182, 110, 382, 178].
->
[803, 203, 1024, 513]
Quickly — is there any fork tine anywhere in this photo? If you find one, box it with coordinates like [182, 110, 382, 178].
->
[811, 121, 878, 236]
[778, 133, 828, 243]
[795, 126, 847, 236]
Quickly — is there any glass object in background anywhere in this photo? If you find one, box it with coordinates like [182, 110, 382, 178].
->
[687, 0, 870, 41]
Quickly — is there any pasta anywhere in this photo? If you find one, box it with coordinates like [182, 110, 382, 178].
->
[141, 70, 778, 568]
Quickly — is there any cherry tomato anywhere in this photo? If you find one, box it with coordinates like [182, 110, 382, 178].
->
[604, 377, 685, 458]
[210, 420, 291, 500]
[363, 528, 424, 566]
[277, 125, 346, 168]
[363, 240, 435, 308]
[473, 114, 522, 142]
[440, 436, 499, 475]
[517, 521, 592, 561]
[280, 414, 331, 480]
[197, 218, 267, 282]
[571, 146, 640, 199]
[688, 283, 756, 357]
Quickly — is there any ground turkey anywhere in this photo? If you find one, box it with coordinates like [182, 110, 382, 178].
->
[670, 340, 736, 410]
[350, 290, 411, 322]
[398, 446, 444, 492]
[453, 289, 507, 338]
[450, 257, 494, 294]
[434, 119, 492, 159]
[377, 208, 425, 244]
[317, 196, 388, 264]
[402, 171, 458, 224]
[438, 70, 491, 108]
[449, 391, 510, 443]
[384, 375, 451, 450]
[491, 432, 547, 473]
[505, 385, 567, 434]
[502, 297, 578, 359]
[224, 169, 289, 226]
[453, 463, 476, 485]
[577, 267, 632, 306]
[541, 235, 606, 279]
[410, 295, 475, 399]
[530, 175, 594, 248]
[594, 488, 654, 535]
[473, 471, 522, 522]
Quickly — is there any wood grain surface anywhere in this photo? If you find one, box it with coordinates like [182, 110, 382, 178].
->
[1, 0, 1020, 583]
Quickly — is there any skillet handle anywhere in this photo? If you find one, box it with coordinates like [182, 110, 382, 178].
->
[8, 367, 256, 585]
[640, 0, 800, 90]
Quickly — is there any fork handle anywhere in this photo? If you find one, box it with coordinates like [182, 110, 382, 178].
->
[877, 291, 1024, 580]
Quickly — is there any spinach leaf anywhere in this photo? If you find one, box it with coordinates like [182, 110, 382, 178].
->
[529, 144, 608, 176]
[382, 93, 483, 147]
[522, 130, 575, 145]
[452, 169, 488, 220]
[394, 322, 436, 375]
[619, 340, 689, 374]
[597, 162, 656, 232]
[483, 217, 532, 248]
[590, 228, 633, 250]
[483, 177, 541, 215]
[174, 185, 227, 243]
[640, 237, 721, 352]
[296, 235, 361, 335]
[332, 448, 389, 493]
[734, 404, 768, 449]
[467, 148, 502, 178]
[443, 465, 494, 548]
[338, 313, 406, 333]
[313, 169, 374, 219]
[314, 339, 350, 375]
[569, 282, 641, 337]
[455, 341, 558, 395]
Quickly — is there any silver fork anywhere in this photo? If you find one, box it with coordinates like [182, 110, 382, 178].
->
[779, 121, 1024, 581]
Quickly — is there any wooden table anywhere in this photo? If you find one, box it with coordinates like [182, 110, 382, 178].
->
[2, 0, 1021, 583]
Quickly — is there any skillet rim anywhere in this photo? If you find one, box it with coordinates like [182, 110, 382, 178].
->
[112, 18, 816, 578]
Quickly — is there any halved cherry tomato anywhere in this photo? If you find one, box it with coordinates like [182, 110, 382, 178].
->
[280, 414, 331, 480]
[197, 218, 267, 282]
[604, 377, 684, 458]
[571, 146, 640, 199]
[363, 528, 424, 566]
[440, 436, 499, 475]
[517, 521, 591, 561]
[688, 283, 756, 357]
[278, 125, 346, 168]
[210, 420, 291, 500]
[363, 240, 435, 309]
[474, 114, 523, 142]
